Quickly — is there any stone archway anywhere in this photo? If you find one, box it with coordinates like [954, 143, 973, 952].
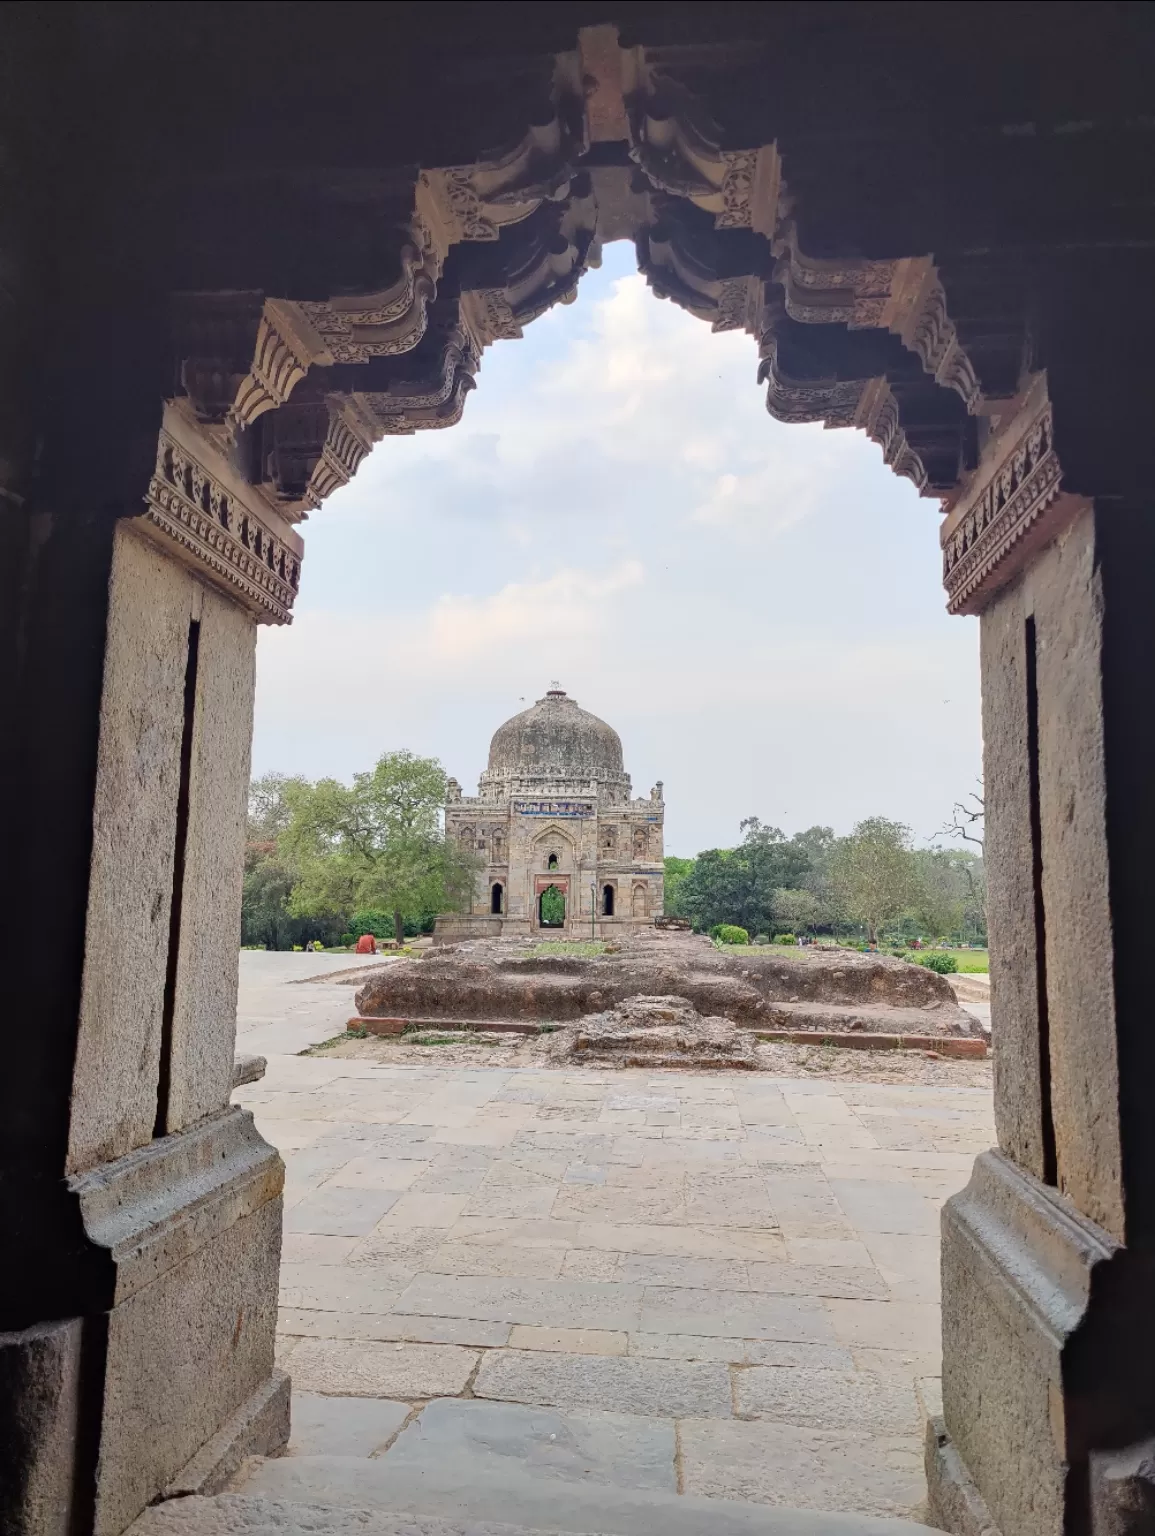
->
[5, 10, 1155, 1536]
[537, 883, 566, 928]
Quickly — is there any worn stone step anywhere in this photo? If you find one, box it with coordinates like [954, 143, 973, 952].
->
[231, 1451, 934, 1536]
[130, 1493, 933, 1536]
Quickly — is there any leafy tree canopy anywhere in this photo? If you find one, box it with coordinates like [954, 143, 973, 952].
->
[829, 816, 919, 944]
[676, 821, 834, 936]
[281, 750, 478, 946]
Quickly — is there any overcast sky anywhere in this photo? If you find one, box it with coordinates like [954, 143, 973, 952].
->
[250, 242, 982, 857]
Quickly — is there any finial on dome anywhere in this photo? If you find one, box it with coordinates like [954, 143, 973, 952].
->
[546, 680, 567, 699]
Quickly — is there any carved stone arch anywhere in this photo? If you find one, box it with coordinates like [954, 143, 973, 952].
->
[152, 18, 1024, 628]
[531, 822, 578, 866]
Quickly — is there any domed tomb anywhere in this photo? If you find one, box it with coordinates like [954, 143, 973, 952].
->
[483, 688, 626, 788]
[440, 688, 664, 939]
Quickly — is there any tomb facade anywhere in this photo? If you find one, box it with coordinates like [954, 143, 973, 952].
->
[440, 688, 664, 937]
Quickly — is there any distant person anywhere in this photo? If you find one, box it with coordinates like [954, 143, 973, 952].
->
[354, 933, 377, 955]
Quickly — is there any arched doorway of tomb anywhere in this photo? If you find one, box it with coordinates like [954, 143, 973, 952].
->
[631, 884, 648, 919]
[547, 853, 559, 872]
[603, 884, 615, 918]
[490, 882, 503, 915]
[538, 885, 565, 928]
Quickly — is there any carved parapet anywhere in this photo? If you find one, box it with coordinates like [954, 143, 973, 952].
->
[141, 414, 302, 624]
[941, 378, 1085, 614]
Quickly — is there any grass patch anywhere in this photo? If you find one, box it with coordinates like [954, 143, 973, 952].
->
[908, 949, 989, 973]
[301, 1030, 363, 1054]
[530, 940, 609, 958]
[407, 1031, 502, 1046]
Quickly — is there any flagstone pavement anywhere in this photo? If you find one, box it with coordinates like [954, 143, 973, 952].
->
[234, 1038, 994, 1524]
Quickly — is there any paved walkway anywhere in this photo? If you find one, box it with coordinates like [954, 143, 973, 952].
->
[236, 950, 388, 1057]
[231, 959, 994, 1525]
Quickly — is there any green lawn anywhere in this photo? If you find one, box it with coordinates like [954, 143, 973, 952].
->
[718, 941, 990, 973]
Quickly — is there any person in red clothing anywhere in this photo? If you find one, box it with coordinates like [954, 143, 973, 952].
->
[354, 933, 377, 954]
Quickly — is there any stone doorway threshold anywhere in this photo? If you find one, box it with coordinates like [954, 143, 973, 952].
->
[131, 1395, 937, 1535]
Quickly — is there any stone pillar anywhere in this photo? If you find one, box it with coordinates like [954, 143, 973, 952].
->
[0, 407, 302, 1535]
[929, 383, 1155, 1536]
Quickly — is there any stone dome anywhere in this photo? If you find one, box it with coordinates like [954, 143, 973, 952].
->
[486, 689, 624, 777]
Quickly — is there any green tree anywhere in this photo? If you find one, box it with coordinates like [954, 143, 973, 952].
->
[771, 887, 822, 934]
[829, 816, 919, 944]
[241, 773, 316, 949]
[662, 855, 696, 917]
[912, 847, 970, 938]
[281, 750, 478, 945]
[247, 771, 310, 841]
[677, 821, 829, 934]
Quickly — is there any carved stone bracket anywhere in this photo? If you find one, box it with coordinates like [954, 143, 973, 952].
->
[420, 94, 583, 246]
[853, 377, 930, 492]
[142, 422, 301, 624]
[625, 74, 780, 236]
[296, 232, 441, 365]
[305, 398, 382, 508]
[260, 395, 382, 510]
[230, 301, 317, 430]
[942, 382, 1076, 614]
[771, 242, 981, 412]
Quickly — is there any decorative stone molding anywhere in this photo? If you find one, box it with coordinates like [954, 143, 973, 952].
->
[942, 386, 1069, 614]
[142, 425, 301, 624]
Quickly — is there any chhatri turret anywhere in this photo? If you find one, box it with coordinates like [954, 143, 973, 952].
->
[438, 687, 664, 939]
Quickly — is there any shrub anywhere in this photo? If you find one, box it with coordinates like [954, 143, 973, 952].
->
[712, 924, 749, 945]
[338, 933, 355, 947]
[351, 908, 393, 939]
[921, 951, 959, 974]
[291, 944, 303, 951]
[772, 933, 796, 945]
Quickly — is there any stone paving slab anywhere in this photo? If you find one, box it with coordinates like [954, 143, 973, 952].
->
[679, 1418, 925, 1519]
[289, 1394, 411, 1457]
[230, 968, 993, 1525]
[389, 1397, 678, 1492]
[287, 1339, 479, 1398]
[733, 1366, 921, 1434]
[475, 1349, 734, 1418]
[637, 1286, 836, 1342]
[395, 1275, 646, 1333]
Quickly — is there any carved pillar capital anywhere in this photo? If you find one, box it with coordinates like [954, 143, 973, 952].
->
[941, 376, 1088, 615]
[140, 408, 302, 624]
